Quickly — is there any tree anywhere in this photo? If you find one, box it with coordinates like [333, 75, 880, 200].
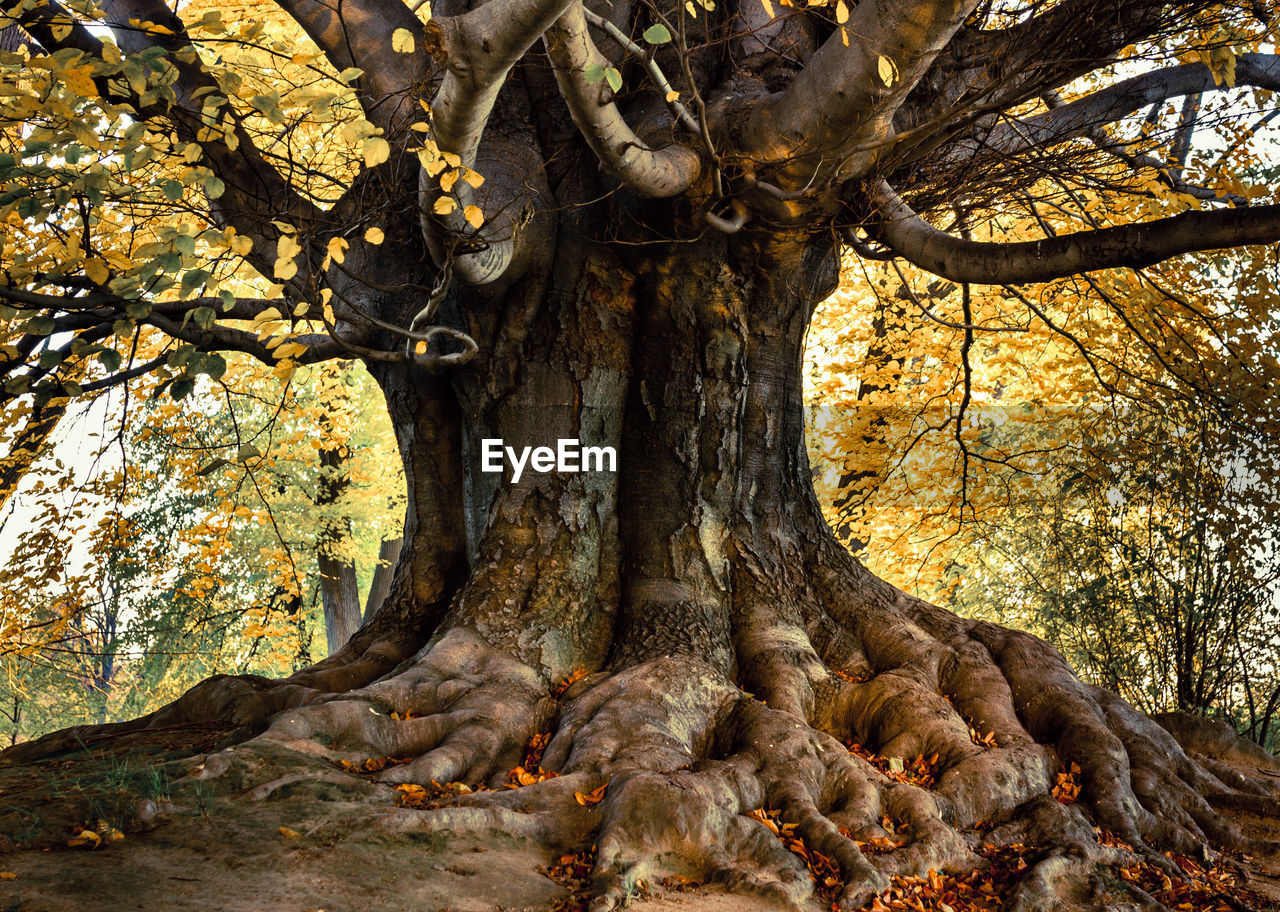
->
[3, 0, 1280, 908]
[871, 401, 1280, 749]
[0, 355, 406, 745]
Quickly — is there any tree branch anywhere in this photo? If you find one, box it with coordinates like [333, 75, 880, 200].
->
[743, 0, 981, 184]
[868, 180, 1280, 285]
[425, 0, 575, 162]
[950, 55, 1280, 165]
[415, 0, 573, 285]
[543, 3, 700, 198]
[143, 313, 344, 366]
[272, 0, 432, 136]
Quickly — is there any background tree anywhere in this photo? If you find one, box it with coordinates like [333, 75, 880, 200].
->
[3, 0, 1280, 909]
[0, 356, 405, 743]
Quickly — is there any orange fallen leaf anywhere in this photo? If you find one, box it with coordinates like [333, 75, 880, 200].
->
[278, 826, 301, 838]
[574, 782, 609, 807]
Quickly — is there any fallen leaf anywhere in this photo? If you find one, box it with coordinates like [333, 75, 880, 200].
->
[574, 782, 609, 807]
[68, 829, 102, 848]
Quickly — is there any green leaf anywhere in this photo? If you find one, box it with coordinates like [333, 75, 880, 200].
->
[161, 179, 184, 201]
[584, 63, 605, 85]
[170, 378, 196, 400]
[126, 301, 152, 320]
[98, 349, 122, 372]
[202, 348, 227, 376]
[24, 316, 55, 335]
[204, 176, 225, 199]
[605, 67, 622, 93]
[195, 458, 231, 476]
[191, 306, 217, 329]
[642, 24, 671, 44]
[203, 352, 227, 381]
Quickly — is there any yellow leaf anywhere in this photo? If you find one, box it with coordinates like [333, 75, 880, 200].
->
[440, 151, 461, 168]
[877, 54, 898, 87]
[274, 258, 298, 281]
[392, 27, 415, 53]
[326, 237, 348, 265]
[461, 168, 485, 188]
[364, 227, 385, 245]
[835, 0, 847, 22]
[439, 169, 459, 193]
[0, 872, 17, 880]
[665, 90, 679, 103]
[84, 258, 109, 285]
[276, 235, 301, 260]
[363, 136, 391, 168]
[433, 196, 457, 215]
[68, 829, 102, 848]
[463, 205, 484, 229]
[274, 342, 310, 360]
[760, 0, 774, 17]
[278, 826, 301, 838]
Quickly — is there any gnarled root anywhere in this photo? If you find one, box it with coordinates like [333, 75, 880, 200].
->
[171, 566, 1280, 912]
[201, 627, 557, 789]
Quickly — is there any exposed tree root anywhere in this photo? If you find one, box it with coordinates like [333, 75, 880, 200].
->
[10, 534, 1280, 912]
[209, 627, 558, 788]
[162, 576, 1280, 912]
[0, 612, 429, 765]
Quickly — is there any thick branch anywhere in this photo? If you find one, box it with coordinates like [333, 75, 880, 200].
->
[743, 0, 980, 183]
[272, 0, 432, 136]
[426, 0, 575, 161]
[869, 180, 1280, 285]
[543, 3, 700, 198]
[416, 0, 570, 285]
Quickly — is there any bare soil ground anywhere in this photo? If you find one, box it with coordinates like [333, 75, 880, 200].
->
[1, 725, 1277, 912]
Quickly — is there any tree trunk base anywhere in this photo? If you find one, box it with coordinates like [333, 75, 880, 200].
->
[6, 501, 1280, 912]
[75, 578, 1272, 912]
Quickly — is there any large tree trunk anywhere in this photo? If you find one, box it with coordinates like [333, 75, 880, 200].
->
[7, 155, 1280, 912]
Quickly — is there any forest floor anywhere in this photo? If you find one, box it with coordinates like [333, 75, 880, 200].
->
[1, 723, 1279, 912]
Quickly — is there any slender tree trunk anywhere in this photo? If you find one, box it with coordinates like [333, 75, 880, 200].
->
[316, 447, 363, 655]
[361, 536, 402, 623]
